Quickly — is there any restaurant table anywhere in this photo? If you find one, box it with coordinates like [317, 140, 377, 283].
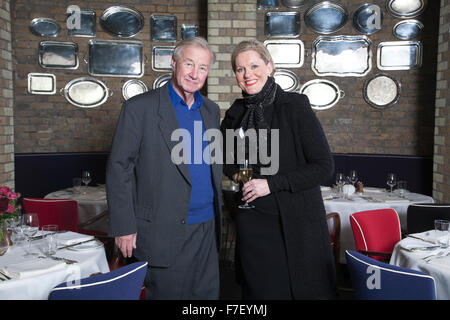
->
[45, 185, 108, 233]
[390, 234, 450, 300]
[322, 187, 434, 263]
[0, 232, 110, 300]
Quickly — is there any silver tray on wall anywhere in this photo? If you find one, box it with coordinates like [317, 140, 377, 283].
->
[363, 73, 401, 109]
[151, 15, 177, 42]
[38, 41, 79, 69]
[393, 19, 424, 40]
[29, 18, 61, 37]
[122, 79, 148, 100]
[67, 9, 96, 37]
[88, 40, 144, 77]
[264, 11, 301, 38]
[386, 0, 427, 18]
[300, 79, 344, 111]
[273, 69, 299, 92]
[181, 24, 198, 40]
[258, 0, 280, 10]
[62, 77, 112, 108]
[27, 73, 56, 95]
[100, 6, 144, 38]
[152, 46, 174, 72]
[304, 1, 348, 34]
[352, 3, 383, 35]
[311, 35, 372, 77]
[281, 0, 310, 9]
[264, 39, 304, 68]
[376, 41, 423, 70]
[153, 74, 172, 89]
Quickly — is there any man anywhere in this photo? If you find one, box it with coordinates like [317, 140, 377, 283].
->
[106, 37, 222, 299]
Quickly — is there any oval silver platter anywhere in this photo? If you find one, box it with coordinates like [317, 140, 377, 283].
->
[386, 0, 427, 19]
[363, 73, 401, 109]
[100, 5, 144, 38]
[62, 77, 111, 108]
[304, 1, 348, 34]
[273, 69, 299, 92]
[29, 17, 61, 37]
[122, 79, 148, 100]
[353, 3, 383, 35]
[393, 19, 424, 40]
[153, 74, 172, 89]
[300, 79, 344, 111]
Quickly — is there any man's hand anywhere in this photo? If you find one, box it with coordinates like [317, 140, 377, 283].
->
[115, 233, 137, 258]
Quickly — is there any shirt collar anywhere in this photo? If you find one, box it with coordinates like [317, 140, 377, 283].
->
[168, 81, 203, 111]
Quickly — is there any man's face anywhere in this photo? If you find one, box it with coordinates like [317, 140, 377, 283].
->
[171, 45, 212, 99]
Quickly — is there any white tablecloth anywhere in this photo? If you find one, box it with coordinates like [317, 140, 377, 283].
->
[45, 186, 108, 233]
[322, 187, 434, 263]
[0, 233, 110, 300]
[390, 236, 450, 300]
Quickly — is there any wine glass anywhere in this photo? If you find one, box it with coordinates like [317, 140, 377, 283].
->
[335, 173, 345, 198]
[349, 170, 358, 186]
[238, 160, 255, 209]
[386, 173, 397, 195]
[22, 213, 39, 258]
[81, 170, 92, 194]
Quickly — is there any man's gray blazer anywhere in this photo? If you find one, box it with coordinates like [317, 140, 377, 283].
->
[106, 83, 223, 268]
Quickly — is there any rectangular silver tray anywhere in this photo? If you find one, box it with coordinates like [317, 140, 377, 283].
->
[152, 46, 174, 72]
[88, 40, 144, 77]
[264, 39, 304, 68]
[264, 11, 301, 38]
[67, 9, 96, 37]
[311, 35, 372, 77]
[376, 41, 423, 70]
[151, 15, 177, 42]
[27, 73, 56, 95]
[38, 41, 79, 69]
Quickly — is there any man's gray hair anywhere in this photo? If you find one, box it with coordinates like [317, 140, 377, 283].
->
[173, 36, 216, 67]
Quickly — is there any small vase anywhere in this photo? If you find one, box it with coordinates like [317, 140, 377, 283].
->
[0, 221, 11, 256]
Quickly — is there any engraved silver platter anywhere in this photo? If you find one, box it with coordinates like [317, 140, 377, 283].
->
[377, 41, 423, 70]
[38, 41, 79, 69]
[273, 69, 299, 92]
[100, 5, 144, 38]
[153, 74, 172, 89]
[151, 15, 177, 42]
[62, 77, 112, 108]
[304, 1, 348, 34]
[67, 9, 96, 37]
[300, 79, 344, 111]
[88, 40, 144, 77]
[393, 19, 424, 40]
[352, 3, 383, 35]
[264, 39, 304, 68]
[265, 11, 301, 38]
[27, 73, 56, 95]
[363, 73, 401, 109]
[311, 35, 372, 77]
[152, 46, 174, 72]
[29, 18, 61, 37]
[122, 79, 148, 100]
[386, 0, 427, 18]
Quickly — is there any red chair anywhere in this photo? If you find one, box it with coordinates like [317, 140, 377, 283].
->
[349, 208, 402, 261]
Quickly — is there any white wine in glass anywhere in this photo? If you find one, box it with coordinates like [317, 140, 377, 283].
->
[238, 160, 255, 209]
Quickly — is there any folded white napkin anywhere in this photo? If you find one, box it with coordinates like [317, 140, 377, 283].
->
[401, 237, 440, 251]
[409, 230, 448, 245]
[54, 231, 94, 246]
[0, 259, 65, 279]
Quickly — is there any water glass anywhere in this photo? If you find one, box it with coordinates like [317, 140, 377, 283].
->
[72, 177, 82, 194]
[396, 181, 407, 198]
[41, 225, 58, 255]
[434, 220, 450, 248]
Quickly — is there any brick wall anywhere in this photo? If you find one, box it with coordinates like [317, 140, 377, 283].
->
[11, 0, 207, 153]
[0, 0, 14, 189]
[433, 0, 450, 203]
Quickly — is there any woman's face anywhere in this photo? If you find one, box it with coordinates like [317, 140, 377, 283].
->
[234, 50, 273, 95]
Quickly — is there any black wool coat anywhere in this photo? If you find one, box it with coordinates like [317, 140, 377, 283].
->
[221, 86, 337, 299]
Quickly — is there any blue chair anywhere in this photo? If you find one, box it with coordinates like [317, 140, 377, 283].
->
[49, 261, 148, 300]
[345, 250, 436, 300]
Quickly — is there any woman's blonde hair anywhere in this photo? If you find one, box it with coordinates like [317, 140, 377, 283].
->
[231, 39, 275, 76]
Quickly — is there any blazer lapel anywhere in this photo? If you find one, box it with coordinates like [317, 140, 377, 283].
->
[156, 84, 191, 186]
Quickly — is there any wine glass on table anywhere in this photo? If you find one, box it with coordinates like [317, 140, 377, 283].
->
[22, 213, 39, 258]
[81, 170, 92, 194]
[349, 170, 358, 186]
[238, 160, 255, 209]
[335, 173, 345, 198]
[386, 173, 397, 196]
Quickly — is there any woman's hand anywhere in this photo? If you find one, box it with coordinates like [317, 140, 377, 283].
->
[242, 179, 271, 202]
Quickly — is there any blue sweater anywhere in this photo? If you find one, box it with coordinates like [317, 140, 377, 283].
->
[168, 81, 215, 224]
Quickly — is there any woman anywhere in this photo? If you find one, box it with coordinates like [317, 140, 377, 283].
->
[221, 39, 337, 299]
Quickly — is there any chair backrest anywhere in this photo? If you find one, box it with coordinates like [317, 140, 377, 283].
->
[48, 261, 148, 300]
[407, 203, 450, 234]
[345, 250, 436, 300]
[326, 212, 341, 267]
[349, 208, 401, 260]
[22, 198, 79, 232]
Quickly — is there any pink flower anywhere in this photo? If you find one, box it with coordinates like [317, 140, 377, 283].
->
[7, 204, 14, 213]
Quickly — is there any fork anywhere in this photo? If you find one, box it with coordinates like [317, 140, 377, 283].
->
[38, 255, 78, 264]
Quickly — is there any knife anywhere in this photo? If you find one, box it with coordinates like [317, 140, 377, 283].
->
[57, 238, 97, 251]
[407, 234, 438, 245]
